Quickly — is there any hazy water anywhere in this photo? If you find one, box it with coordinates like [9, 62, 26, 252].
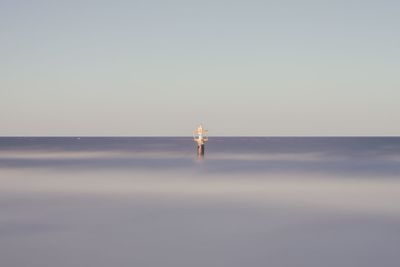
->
[1, 137, 400, 267]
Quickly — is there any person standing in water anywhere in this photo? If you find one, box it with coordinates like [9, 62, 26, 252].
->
[193, 124, 208, 157]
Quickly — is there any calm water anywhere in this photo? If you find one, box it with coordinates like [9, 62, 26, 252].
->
[1, 137, 400, 267]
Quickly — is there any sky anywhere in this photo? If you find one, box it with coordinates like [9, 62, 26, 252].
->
[1, 0, 399, 136]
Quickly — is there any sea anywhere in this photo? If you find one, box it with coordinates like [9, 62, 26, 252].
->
[1, 137, 400, 267]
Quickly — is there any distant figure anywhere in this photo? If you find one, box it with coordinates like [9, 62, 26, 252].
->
[193, 124, 208, 157]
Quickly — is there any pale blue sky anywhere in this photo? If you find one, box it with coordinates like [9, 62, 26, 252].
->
[1, 0, 399, 136]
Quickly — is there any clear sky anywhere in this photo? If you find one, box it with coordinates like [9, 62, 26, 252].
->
[1, 0, 399, 136]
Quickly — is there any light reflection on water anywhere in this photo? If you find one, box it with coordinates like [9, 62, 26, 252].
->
[1, 137, 400, 175]
[1, 137, 400, 267]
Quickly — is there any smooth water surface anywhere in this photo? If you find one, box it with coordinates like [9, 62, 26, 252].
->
[1, 137, 400, 267]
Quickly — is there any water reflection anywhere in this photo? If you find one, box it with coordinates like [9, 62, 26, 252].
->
[1, 137, 400, 267]
[1, 137, 400, 176]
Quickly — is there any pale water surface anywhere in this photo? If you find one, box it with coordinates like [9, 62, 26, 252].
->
[1, 137, 400, 267]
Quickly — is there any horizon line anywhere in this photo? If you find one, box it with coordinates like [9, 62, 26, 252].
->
[1, 135, 400, 138]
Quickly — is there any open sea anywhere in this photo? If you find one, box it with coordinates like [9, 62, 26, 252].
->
[1, 137, 400, 267]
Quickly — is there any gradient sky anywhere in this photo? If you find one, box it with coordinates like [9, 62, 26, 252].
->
[1, 0, 399, 136]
